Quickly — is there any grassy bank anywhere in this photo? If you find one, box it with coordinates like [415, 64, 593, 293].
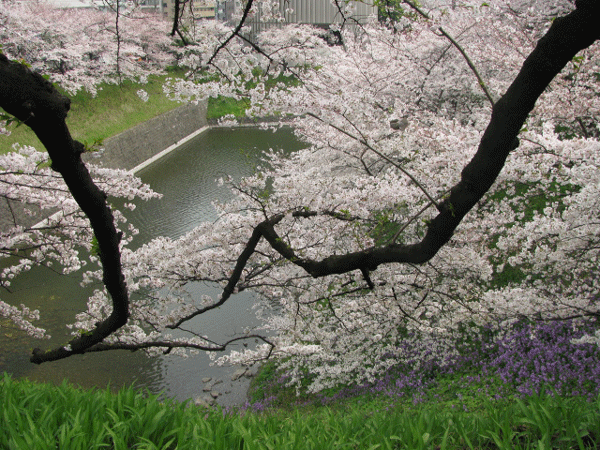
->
[206, 95, 250, 121]
[1, 75, 265, 157]
[1, 71, 286, 155]
[0, 76, 183, 154]
[2, 321, 599, 449]
[1, 371, 599, 450]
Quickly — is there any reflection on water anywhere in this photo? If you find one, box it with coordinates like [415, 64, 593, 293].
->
[0, 265, 163, 395]
[131, 126, 305, 241]
[0, 127, 305, 404]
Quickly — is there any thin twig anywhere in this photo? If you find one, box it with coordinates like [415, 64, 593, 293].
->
[402, 0, 495, 107]
[207, 0, 255, 67]
[306, 112, 441, 210]
[437, 27, 495, 107]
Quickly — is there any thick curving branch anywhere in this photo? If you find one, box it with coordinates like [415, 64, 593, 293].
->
[0, 54, 130, 364]
[166, 213, 279, 329]
[218, 0, 600, 286]
[69, 335, 275, 360]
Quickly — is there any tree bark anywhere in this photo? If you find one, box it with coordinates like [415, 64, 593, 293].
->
[0, 54, 130, 363]
[234, 0, 600, 279]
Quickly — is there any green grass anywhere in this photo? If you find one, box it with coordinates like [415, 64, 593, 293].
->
[1, 76, 259, 156]
[248, 359, 511, 417]
[207, 95, 251, 120]
[1, 372, 598, 449]
[1, 69, 300, 154]
[1, 76, 183, 155]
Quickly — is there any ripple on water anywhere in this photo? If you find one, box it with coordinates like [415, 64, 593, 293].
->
[2, 127, 306, 404]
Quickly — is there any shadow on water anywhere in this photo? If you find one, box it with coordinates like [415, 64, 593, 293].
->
[0, 126, 306, 405]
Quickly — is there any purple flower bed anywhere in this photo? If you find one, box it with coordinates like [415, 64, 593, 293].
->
[466, 319, 600, 398]
[246, 319, 600, 411]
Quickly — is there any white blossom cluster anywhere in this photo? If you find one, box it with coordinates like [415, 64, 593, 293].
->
[0, 1, 174, 95]
[0, 146, 160, 337]
[155, 0, 600, 391]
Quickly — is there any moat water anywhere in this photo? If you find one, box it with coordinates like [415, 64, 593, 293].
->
[0, 127, 305, 405]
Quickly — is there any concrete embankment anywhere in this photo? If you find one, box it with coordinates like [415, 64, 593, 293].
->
[1, 100, 208, 231]
[83, 100, 209, 173]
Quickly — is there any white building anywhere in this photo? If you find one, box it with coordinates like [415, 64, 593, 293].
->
[218, 0, 376, 38]
[43, 0, 163, 11]
[163, 0, 216, 20]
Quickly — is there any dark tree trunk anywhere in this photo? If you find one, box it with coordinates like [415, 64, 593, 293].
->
[0, 54, 130, 363]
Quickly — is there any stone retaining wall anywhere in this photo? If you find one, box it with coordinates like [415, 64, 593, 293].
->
[1, 100, 208, 230]
[83, 100, 208, 171]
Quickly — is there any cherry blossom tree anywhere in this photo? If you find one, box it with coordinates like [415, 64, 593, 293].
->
[0, 0, 174, 95]
[154, 0, 600, 391]
[0, 0, 169, 362]
[2, 0, 600, 391]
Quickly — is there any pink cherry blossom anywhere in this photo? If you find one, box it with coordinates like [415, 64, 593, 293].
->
[1, 0, 600, 391]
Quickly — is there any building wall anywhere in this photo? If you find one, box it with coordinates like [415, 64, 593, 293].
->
[163, 0, 216, 20]
[44, 0, 95, 8]
[219, 0, 377, 38]
[281, 0, 376, 25]
[138, 0, 163, 11]
[217, 0, 239, 22]
[46, 0, 163, 12]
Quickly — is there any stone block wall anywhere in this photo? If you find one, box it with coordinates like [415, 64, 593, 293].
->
[83, 100, 208, 171]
